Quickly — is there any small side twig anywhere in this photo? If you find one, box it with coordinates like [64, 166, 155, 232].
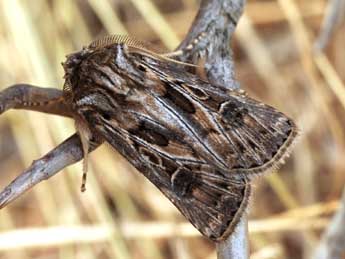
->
[177, 0, 245, 88]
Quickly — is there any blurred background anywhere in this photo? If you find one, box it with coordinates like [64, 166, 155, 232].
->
[0, 0, 344, 258]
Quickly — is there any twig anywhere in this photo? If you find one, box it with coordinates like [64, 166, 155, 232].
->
[314, 189, 345, 259]
[217, 214, 249, 259]
[0, 84, 71, 117]
[175, 0, 248, 258]
[176, 0, 245, 88]
[314, 0, 345, 51]
[0, 134, 100, 208]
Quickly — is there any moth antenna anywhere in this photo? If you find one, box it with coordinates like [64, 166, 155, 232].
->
[88, 34, 198, 67]
[89, 34, 150, 50]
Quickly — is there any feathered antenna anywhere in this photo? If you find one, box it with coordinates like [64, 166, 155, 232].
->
[88, 34, 197, 67]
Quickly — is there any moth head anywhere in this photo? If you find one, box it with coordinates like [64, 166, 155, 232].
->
[62, 48, 92, 98]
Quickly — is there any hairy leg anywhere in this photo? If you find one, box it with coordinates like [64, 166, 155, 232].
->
[0, 84, 73, 118]
[0, 84, 103, 206]
[0, 133, 101, 209]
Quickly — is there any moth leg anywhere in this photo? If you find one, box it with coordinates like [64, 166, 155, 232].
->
[0, 84, 73, 118]
[0, 133, 101, 209]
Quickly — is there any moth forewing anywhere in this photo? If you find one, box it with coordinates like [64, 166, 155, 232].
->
[63, 37, 298, 241]
[139, 56, 298, 175]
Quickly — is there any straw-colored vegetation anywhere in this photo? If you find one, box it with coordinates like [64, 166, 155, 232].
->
[0, 0, 344, 258]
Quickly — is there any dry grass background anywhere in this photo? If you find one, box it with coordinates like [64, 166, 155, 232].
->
[0, 0, 344, 258]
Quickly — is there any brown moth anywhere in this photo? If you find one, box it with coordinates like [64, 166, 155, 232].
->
[63, 35, 298, 241]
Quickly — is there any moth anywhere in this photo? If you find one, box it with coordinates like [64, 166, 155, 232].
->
[61, 35, 298, 241]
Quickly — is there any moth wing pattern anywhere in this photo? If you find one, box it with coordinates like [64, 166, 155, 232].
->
[140, 58, 299, 175]
[85, 110, 250, 241]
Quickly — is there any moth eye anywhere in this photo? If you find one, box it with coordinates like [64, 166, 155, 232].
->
[139, 147, 162, 166]
[171, 168, 196, 197]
